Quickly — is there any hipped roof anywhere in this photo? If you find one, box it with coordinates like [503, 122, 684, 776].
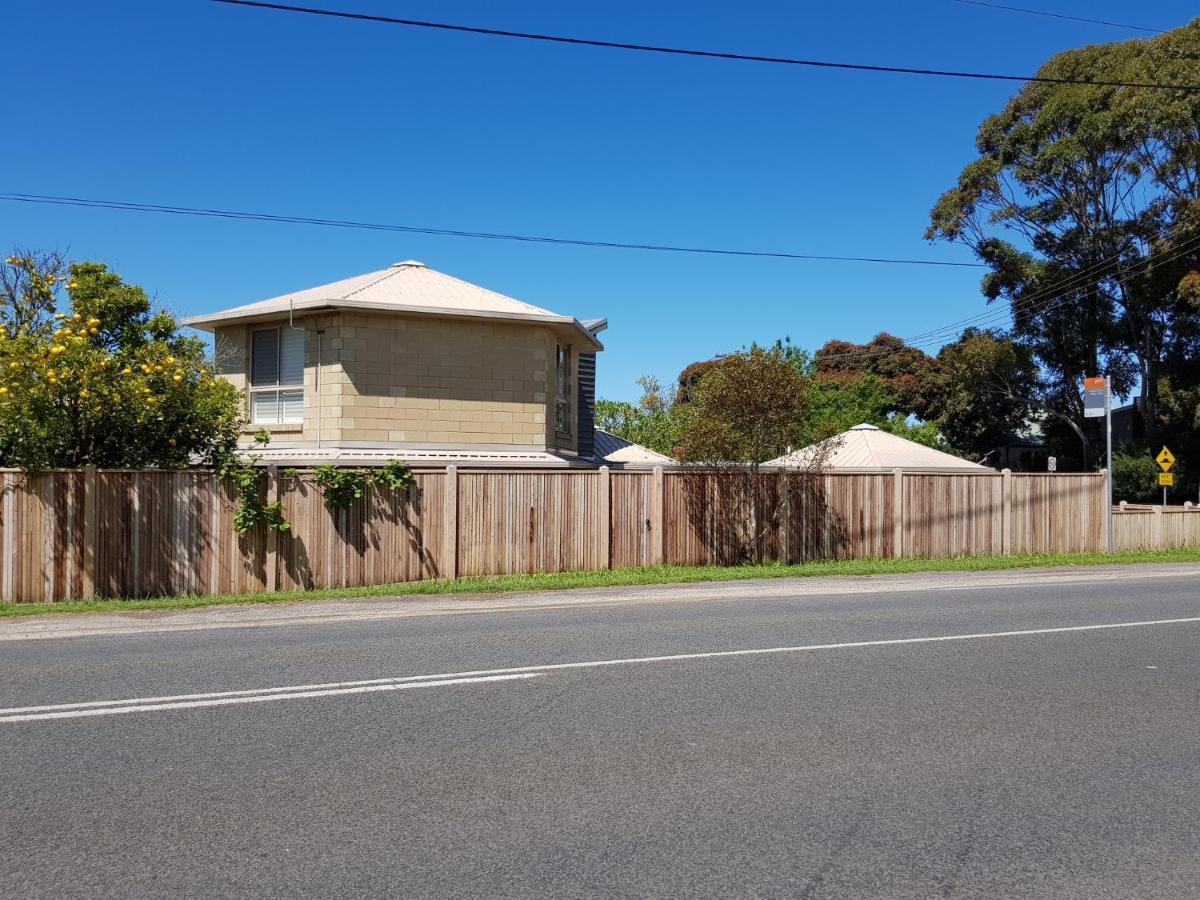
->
[183, 260, 604, 350]
[768, 423, 986, 471]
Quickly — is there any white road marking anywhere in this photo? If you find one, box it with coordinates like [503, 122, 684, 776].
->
[3, 615, 1199, 724]
[0, 673, 541, 722]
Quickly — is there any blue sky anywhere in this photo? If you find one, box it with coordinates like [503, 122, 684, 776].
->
[3, 0, 1194, 401]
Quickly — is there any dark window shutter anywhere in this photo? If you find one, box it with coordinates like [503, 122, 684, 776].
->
[576, 352, 596, 458]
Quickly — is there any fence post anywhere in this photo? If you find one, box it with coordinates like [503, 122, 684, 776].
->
[1001, 468, 1012, 556]
[598, 466, 611, 569]
[651, 466, 664, 566]
[265, 465, 279, 593]
[81, 465, 98, 600]
[892, 468, 904, 559]
[443, 465, 458, 579]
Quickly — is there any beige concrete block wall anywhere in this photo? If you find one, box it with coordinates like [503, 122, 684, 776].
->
[215, 312, 585, 452]
[332, 314, 557, 447]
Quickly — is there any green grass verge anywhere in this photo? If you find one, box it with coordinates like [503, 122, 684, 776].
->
[2, 547, 1199, 619]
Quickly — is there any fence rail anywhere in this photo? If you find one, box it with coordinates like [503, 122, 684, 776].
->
[0, 466, 1189, 604]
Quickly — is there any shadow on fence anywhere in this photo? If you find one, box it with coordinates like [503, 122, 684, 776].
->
[675, 470, 850, 565]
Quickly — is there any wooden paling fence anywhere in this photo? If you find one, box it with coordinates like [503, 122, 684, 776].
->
[1112, 501, 1200, 551]
[0, 465, 1187, 604]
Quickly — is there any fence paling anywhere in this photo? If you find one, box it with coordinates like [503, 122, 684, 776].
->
[0, 466, 1182, 604]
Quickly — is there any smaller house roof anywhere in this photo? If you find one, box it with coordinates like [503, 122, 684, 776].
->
[768, 423, 985, 471]
[183, 261, 602, 350]
[592, 429, 674, 467]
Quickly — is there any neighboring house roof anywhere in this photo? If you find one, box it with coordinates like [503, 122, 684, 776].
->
[768, 423, 986, 471]
[245, 446, 598, 469]
[592, 429, 674, 467]
[183, 260, 603, 350]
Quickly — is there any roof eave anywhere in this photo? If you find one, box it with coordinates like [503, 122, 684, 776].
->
[184, 300, 604, 349]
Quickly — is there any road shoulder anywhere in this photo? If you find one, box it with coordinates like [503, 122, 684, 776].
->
[2, 562, 1197, 642]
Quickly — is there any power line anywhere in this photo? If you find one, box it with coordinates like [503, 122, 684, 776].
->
[816, 231, 1200, 362]
[950, 1, 1166, 35]
[210, 0, 1197, 92]
[0, 192, 984, 268]
[903, 229, 1200, 345]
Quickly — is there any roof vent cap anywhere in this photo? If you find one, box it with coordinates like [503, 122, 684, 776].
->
[391, 260, 426, 268]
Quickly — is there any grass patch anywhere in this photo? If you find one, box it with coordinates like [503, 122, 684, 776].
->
[2, 548, 1199, 619]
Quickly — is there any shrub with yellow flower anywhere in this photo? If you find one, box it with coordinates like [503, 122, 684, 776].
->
[0, 254, 243, 468]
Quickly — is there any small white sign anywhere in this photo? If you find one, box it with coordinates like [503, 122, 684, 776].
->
[1047, 456, 1057, 473]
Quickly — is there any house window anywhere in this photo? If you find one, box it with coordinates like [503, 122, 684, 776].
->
[555, 344, 572, 433]
[249, 327, 305, 424]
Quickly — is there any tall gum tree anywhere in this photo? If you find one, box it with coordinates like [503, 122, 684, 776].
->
[926, 19, 1200, 441]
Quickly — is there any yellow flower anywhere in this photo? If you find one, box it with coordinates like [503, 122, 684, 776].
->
[73, 314, 82, 321]
[172, 374, 183, 383]
[79, 389, 90, 399]
[54, 313, 66, 320]
[0, 387, 8, 395]
[123, 367, 133, 376]
[153, 365, 163, 373]
[69, 282, 79, 290]
[166, 356, 176, 365]
[140, 364, 152, 374]
[49, 345, 65, 355]
[142, 387, 151, 394]
[7, 363, 17, 370]
[87, 318, 100, 327]
[89, 328, 99, 335]
[145, 396, 157, 405]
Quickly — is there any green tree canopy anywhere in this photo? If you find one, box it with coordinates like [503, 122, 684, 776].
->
[675, 347, 808, 466]
[934, 329, 1041, 461]
[0, 251, 243, 469]
[926, 19, 1200, 436]
[813, 332, 945, 420]
[594, 375, 680, 456]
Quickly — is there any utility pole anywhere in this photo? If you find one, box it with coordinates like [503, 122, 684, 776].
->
[1105, 376, 1113, 553]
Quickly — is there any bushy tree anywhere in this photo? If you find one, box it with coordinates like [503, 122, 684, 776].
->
[676, 348, 808, 465]
[595, 374, 681, 456]
[934, 329, 1041, 461]
[813, 332, 945, 420]
[800, 372, 894, 445]
[0, 252, 243, 469]
[1111, 450, 1163, 504]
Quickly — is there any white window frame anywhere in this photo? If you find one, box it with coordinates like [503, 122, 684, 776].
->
[249, 326, 305, 425]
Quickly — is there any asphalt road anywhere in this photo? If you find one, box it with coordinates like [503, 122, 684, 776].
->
[2, 566, 1200, 898]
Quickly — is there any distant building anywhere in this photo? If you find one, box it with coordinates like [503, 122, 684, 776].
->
[591, 429, 674, 468]
[768, 423, 987, 472]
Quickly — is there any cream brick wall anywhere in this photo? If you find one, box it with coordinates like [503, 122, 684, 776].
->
[334, 313, 558, 447]
[217, 312, 582, 452]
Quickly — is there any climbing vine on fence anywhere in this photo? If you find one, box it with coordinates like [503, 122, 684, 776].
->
[219, 431, 417, 530]
[307, 459, 416, 510]
[218, 432, 290, 536]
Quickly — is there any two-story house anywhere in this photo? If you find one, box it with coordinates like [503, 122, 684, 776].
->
[184, 260, 610, 467]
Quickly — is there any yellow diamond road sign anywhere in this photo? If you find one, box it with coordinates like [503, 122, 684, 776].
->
[1156, 447, 1176, 472]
